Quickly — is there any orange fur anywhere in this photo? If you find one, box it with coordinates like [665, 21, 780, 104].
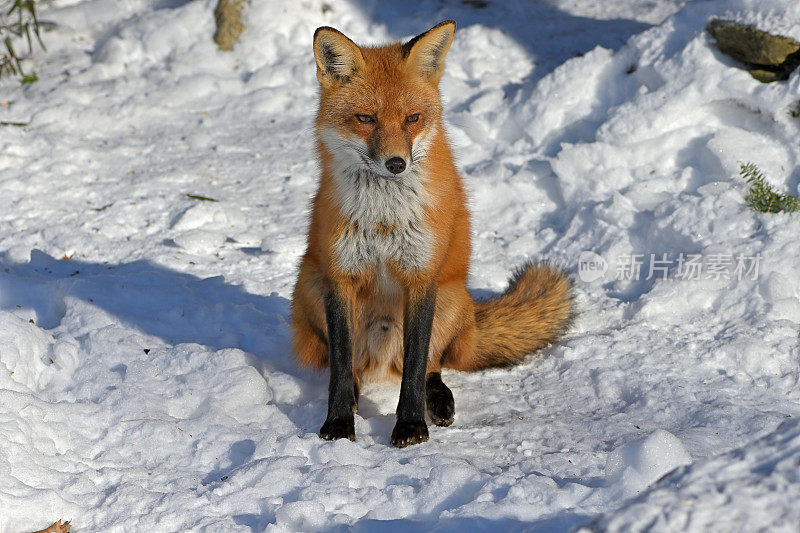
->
[291, 21, 573, 386]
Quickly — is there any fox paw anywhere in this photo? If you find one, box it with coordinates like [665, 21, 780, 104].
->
[427, 395, 455, 427]
[320, 417, 355, 441]
[391, 420, 429, 448]
[426, 374, 455, 426]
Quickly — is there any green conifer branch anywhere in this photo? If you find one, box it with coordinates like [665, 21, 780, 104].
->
[740, 162, 800, 213]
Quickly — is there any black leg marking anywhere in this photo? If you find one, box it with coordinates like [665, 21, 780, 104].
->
[391, 289, 435, 448]
[426, 372, 455, 427]
[320, 290, 356, 441]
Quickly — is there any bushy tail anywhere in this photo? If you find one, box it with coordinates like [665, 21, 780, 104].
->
[471, 261, 573, 369]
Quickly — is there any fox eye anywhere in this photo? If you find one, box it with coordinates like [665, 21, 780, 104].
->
[355, 114, 377, 124]
[405, 113, 421, 124]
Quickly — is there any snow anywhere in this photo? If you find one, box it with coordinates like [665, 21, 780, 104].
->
[580, 419, 800, 532]
[604, 429, 692, 499]
[1, 0, 799, 530]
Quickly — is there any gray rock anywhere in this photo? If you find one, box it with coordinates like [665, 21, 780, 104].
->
[707, 19, 800, 82]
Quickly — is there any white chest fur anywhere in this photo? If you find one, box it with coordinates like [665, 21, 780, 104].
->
[332, 167, 433, 273]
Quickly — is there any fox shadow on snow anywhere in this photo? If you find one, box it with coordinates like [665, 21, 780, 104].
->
[0, 250, 328, 402]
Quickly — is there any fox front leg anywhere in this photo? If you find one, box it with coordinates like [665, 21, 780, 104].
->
[391, 288, 436, 447]
[319, 290, 357, 441]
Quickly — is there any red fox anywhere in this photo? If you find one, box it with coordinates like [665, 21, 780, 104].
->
[291, 20, 573, 447]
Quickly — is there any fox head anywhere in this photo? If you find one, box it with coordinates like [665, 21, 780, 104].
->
[313, 21, 455, 180]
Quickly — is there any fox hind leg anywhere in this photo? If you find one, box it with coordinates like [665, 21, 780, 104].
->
[291, 318, 328, 369]
[354, 378, 360, 412]
[425, 372, 454, 426]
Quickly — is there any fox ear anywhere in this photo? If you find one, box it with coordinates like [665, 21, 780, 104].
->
[402, 20, 456, 83]
[313, 27, 365, 85]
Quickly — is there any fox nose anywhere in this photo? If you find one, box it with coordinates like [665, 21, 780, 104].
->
[385, 157, 406, 175]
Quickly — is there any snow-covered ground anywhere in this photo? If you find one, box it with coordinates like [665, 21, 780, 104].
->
[1, 0, 799, 530]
